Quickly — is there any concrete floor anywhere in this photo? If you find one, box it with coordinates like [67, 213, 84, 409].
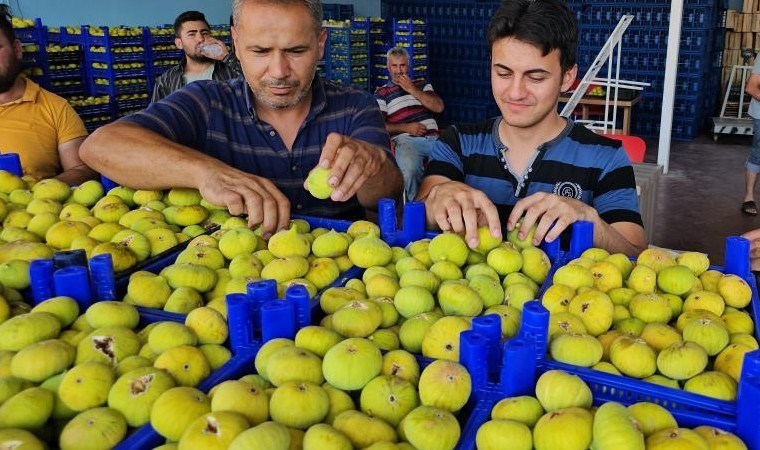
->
[645, 132, 759, 264]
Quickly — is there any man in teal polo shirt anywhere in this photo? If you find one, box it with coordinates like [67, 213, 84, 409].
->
[80, 0, 402, 237]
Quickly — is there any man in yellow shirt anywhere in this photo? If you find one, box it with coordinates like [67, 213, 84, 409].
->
[0, 6, 96, 184]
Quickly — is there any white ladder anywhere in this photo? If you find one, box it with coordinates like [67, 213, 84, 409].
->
[561, 15, 648, 134]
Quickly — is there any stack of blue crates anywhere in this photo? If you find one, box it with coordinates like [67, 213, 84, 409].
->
[322, 20, 370, 91]
[147, 26, 182, 82]
[13, 18, 51, 90]
[382, 1, 501, 124]
[46, 26, 87, 99]
[84, 26, 151, 118]
[323, 3, 354, 20]
[568, 0, 726, 140]
[391, 18, 429, 82]
[210, 24, 232, 49]
[383, 0, 726, 134]
[369, 17, 391, 91]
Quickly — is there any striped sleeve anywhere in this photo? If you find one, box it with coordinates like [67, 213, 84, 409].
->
[594, 147, 643, 226]
[423, 125, 465, 182]
[121, 83, 211, 151]
[349, 91, 393, 156]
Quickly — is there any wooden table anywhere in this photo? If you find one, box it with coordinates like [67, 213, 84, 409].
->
[558, 93, 642, 135]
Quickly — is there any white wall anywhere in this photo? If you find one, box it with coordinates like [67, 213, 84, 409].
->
[2, 0, 381, 27]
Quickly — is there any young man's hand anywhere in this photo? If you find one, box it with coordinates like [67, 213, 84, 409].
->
[507, 192, 596, 245]
[423, 180, 502, 248]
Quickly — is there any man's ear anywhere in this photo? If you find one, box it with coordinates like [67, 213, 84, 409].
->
[175, 36, 183, 50]
[317, 28, 327, 60]
[13, 38, 22, 60]
[561, 65, 578, 93]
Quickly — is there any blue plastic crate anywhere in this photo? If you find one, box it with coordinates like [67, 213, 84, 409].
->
[504, 227, 760, 436]
[323, 3, 354, 20]
[12, 18, 46, 45]
[454, 334, 760, 449]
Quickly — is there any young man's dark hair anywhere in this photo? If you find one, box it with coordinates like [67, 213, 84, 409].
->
[173, 10, 209, 38]
[0, 4, 17, 44]
[486, 0, 578, 73]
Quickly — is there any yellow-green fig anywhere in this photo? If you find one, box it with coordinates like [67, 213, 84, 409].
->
[269, 381, 329, 429]
[265, 346, 324, 387]
[153, 345, 211, 387]
[151, 387, 211, 441]
[683, 371, 737, 401]
[348, 230, 393, 268]
[476, 419, 532, 450]
[550, 332, 603, 367]
[360, 374, 419, 426]
[178, 411, 249, 450]
[421, 315, 471, 361]
[86, 301, 140, 330]
[59, 407, 127, 450]
[302, 423, 352, 450]
[0, 312, 61, 351]
[10, 339, 75, 383]
[400, 406, 458, 450]
[107, 366, 176, 427]
[210, 380, 269, 426]
[305, 166, 334, 199]
[323, 337, 382, 391]
[334, 409, 398, 448]
[627, 402, 677, 437]
[656, 341, 708, 380]
[0, 428, 45, 450]
[591, 402, 645, 450]
[59, 361, 116, 411]
[535, 370, 592, 411]
[694, 426, 748, 450]
[418, 359, 471, 413]
[609, 335, 657, 378]
[229, 421, 291, 450]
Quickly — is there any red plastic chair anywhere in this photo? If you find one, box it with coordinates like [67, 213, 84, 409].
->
[603, 134, 646, 163]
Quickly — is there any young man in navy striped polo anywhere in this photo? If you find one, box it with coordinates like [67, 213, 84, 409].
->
[375, 46, 444, 201]
[80, 0, 402, 237]
[418, 0, 646, 256]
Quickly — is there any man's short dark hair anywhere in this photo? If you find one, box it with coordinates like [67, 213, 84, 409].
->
[487, 0, 578, 73]
[0, 4, 17, 44]
[173, 10, 209, 38]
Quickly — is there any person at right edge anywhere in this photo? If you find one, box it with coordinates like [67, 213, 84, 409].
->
[417, 0, 646, 257]
[741, 52, 760, 216]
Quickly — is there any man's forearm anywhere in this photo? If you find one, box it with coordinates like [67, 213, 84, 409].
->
[79, 121, 212, 190]
[411, 90, 444, 114]
[592, 217, 647, 257]
[356, 158, 403, 209]
[386, 122, 411, 135]
[56, 165, 98, 185]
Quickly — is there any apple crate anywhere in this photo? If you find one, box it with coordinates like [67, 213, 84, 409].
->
[452, 330, 760, 450]
[118, 289, 492, 450]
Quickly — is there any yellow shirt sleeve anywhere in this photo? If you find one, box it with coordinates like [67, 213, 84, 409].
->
[0, 79, 88, 180]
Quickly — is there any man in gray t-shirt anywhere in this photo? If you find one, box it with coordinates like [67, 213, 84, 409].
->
[742, 56, 760, 215]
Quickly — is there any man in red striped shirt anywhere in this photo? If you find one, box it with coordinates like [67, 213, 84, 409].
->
[375, 46, 444, 201]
